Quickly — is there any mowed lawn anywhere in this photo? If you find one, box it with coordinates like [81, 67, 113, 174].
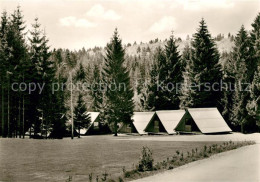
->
[0, 135, 223, 182]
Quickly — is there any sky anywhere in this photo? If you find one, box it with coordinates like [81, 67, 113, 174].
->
[0, 0, 259, 50]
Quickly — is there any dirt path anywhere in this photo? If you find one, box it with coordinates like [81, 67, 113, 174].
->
[132, 144, 260, 182]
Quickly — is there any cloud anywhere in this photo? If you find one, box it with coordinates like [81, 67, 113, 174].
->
[178, 0, 234, 11]
[86, 4, 121, 20]
[60, 16, 97, 28]
[149, 16, 177, 33]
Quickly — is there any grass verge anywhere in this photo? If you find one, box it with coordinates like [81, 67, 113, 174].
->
[102, 140, 255, 182]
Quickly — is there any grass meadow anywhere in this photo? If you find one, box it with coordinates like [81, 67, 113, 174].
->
[0, 135, 228, 182]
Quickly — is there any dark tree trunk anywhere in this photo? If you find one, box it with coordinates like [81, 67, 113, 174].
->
[29, 126, 31, 139]
[22, 95, 25, 139]
[241, 123, 244, 133]
[7, 78, 10, 138]
[114, 120, 118, 136]
[41, 111, 43, 137]
[1, 79, 5, 137]
[45, 112, 48, 139]
[18, 96, 21, 138]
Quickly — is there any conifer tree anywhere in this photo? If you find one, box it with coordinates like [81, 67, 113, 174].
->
[246, 13, 260, 131]
[7, 6, 28, 137]
[29, 17, 67, 138]
[250, 12, 260, 73]
[0, 10, 9, 137]
[247, 13, 260, 131]
[181, 19, 222, 108]
[230, 25, 252, 132]
[103, 28, 134, 136]
[141, 47, 164, 111]
[28, 17, 45, 136]
[75, 62, 86, 82]
[74, 94, 91, 138]
[221, 52, 235, 126]
[160, 34, 183, 109]
[90, 64, 103, 111]
[247, 66, 260, 131]
[48, 49, 67, 139]
[180, 44, 194, 108]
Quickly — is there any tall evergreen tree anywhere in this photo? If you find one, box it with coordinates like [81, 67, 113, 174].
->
[75, 62, 86, 82]
[28, 17, 67, 138]
[247, 66, 260, 131]
[159, 34, 183, 109]
[28, 17, 45, 137]
[250, 12, 260, 71]
[90, 64, 103, 111]
[221, 52, 235, 126]
[103, 29, 134, 136]
[180, 43, 194, 108]
[230, 25, 253, 132]
[74, 94, 91, 138]
[181, 19, 222, 108]
[246, 13, 260, 131]
[0, 10, 9, 137]
[7, 6, 28, 137]
[142, 47, 163, 111]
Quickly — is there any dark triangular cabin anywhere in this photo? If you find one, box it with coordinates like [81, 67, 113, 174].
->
[175, 110, 200, 134]
[118, 112, 155, 135]
[82, 112, 112, 135]
[175, 108, 232, 134]
[118, 122, 138, 134]
[156, 110, 186, 134]
[144, 113, 167, 134]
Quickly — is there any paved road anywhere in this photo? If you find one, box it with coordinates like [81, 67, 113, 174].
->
[132, 144, 260, 182]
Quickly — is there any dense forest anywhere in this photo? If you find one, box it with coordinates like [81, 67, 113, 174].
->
[0, 6, 259, 138]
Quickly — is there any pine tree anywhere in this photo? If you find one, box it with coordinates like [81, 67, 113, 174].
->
[28, 17, 67, 138]
[250, 12, 260, 70]
[246, 13, 260, 131]
[181, 19, 222, 108]
[247, 66, 260, 131]
[180, 43, 194, 108]
[49, 70, 67, 139]
[181, 43, 190, 69]
[160, 34, 183, 109]
[40, 32, 58, 138]
[28, 17, 45, 137]
[137, 61, 148, 111]
[137, 46, 141, 53]
[230, 25, 252, 132]
[65, 50, 77, 69]
[75, 62, 86, 82]
[0, 10, 9, 137]
[142, 47, 163, 111]
[90, 64, 103, 111]
[6, 6, 28, 137]
[103, 28, 134, 136]
[74, 94, 91, 138]
[221, 52, 235, 126]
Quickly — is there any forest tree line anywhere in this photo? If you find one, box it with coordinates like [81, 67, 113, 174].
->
[0, 7, 259, 138]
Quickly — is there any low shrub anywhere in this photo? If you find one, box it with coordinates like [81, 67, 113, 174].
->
[138, 146, 154, 172]
[118, 177, 124, 182]
[89, 173, 93, 182]
[66, 176, 72, 182]
[124, 169, 140, 178]
[176, 150, 180, 155]
[168, 166, 174, 170]
[114, 141, 255, 181]
[101, 172, 108, 181]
